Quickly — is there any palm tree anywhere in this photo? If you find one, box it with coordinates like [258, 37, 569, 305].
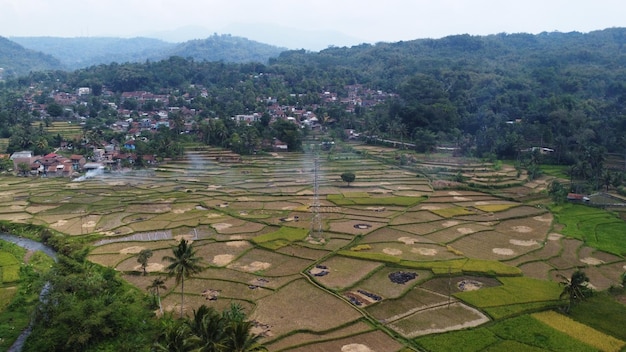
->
[163, 239, 205, 318]
[187, 304, 266, 352]
[558, 270, 590, 313]
[153, 316, 196, 352]
[188, 305, 227, 352]
[147, 276, 167, 315]
[137, 249, 153, 276]
[225, 320, 268, 352]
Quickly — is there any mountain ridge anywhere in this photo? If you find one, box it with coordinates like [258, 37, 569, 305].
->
[5, 34, 288, 76]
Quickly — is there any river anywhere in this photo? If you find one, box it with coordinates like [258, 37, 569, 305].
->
[0, 234, 57, 352]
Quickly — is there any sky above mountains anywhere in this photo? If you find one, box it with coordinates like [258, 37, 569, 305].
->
[2, 0, 624, 51]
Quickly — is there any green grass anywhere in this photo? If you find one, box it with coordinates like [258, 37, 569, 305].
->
[489, 314, 599, 351]
[482, 340, 547, 352]
[430, 206, 475, 218]
[454, 277, 562, 312]
[0, 252, 19, 266]
[327, 193, 426, 206]
[252, 226, 309, 249]
[540, 164, 569, 179]
[0, 252, 20, 283]
[416, 328, 500, 352]
[550, 203, 626, 256]
[484, 301, 564, 320]
[567, 292, 626, 341]
[342, 192, 370, 198]
[400, 258, 522, 277]
[533, 311, 625, 352]
[337, 250, 402, 263]
[415, 314, 598, 352]
[0, 287, 18, 310]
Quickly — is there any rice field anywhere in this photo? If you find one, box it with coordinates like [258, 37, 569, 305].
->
[2, 144, 626, 351]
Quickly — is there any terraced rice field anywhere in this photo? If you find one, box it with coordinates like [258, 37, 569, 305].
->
[2, 144, 626, 351]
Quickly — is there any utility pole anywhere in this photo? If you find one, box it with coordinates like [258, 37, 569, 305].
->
[310, 155, 323, 241]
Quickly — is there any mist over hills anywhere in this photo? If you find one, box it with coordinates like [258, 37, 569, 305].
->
[4, 34, 288, 76]
[0, 36, 62, 78]
[9, 36, 173, 71]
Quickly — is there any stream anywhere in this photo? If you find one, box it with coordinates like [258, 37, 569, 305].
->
[0, 234, 57, 352]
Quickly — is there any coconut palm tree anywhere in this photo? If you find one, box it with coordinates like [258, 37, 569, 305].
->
[163, 239, 205, 318]
[152, 316, 196, 352]
[147, 276, 167, 315]
[187, 304, 266, 352]
[188, 305, 227, 352]
[225, 320, 268, 352]
[558, 270, 590, 313]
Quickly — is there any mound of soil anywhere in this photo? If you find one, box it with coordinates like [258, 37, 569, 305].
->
[457, 279, 483, 291]
[389, 271, 417, 284]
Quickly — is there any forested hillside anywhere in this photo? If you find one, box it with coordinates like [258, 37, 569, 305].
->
[10, 36, 175, 70]
[0, 36, 63, 76]
[10, 34, 287, 70]
[3, 28, 626, 192]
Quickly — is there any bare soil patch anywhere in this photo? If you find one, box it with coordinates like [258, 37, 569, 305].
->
[580, 257, 604, 266]
[133, 262, 164, 272]
[342, 344, 373, 352]
[457, 279, 483, 291]
[398, 236, 419, 244]
[511, 226, 533, 233]
[250, 279, 362, 338]
[421, 276, 501, 295]
[279, 330, 403, 352]
[229, 261, 271, 272]
[120, 246, 146, 254]
[518, 261, 553, 281]
[492, 248, 516, 256]
[313, 257, 383, 290]
[212, 223, 233, 231]
[411, 247, 438, 256]
[328, 219, 387, 235]
[212, 254, 235, 266]
[382, 248, 403, 256]
[424, 223, 493, 244]
[388, 302, 490, 338]
[509, 239, 539, 247]
[548, 238, 583, 270]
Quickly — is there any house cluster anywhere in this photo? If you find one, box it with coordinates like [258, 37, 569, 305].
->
[10, 151, 89, 177]
[15, 81, 394, 156]
[22, 81, 391, 130]
[9, 132, 160, 177]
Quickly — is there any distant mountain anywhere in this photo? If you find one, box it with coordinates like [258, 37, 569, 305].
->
[0, 36, 63, 78]
[143, 24, 365, 51]
[140, 25, 217, 43]
[10, 36, 175, 70]
[164, 34, 287, 63]
[11, 34, 287, 71]
[221, 23, 366, 51]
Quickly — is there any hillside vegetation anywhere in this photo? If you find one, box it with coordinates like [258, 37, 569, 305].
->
[9, 34, 287, 71]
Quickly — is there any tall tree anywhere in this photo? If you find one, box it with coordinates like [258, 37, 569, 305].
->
[163, 239, 205, 318]
[147, 276, 167, 315]
[137, 248, 153, 276]
[340, 171, 356, 187]
[558, 270, 591, 313]
[152, 317, 195, 352]
[226, 320, 268, 352]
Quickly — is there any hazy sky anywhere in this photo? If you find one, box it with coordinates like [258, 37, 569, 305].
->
[2, 0, 624, 48]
